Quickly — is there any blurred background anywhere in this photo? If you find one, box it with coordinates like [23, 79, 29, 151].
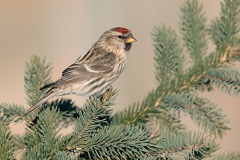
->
[0, 0, 239, 154]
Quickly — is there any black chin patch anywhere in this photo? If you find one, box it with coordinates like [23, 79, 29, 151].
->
[125, 43, 132, 51]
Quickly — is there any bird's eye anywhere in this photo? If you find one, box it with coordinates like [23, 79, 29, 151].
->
[118, 35, 123, 39]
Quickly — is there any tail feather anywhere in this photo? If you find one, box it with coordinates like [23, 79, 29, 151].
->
[23, 91, 59, 116]
[40, 82, 55, 91]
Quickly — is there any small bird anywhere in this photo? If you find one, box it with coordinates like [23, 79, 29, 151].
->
[24, 27, 136, 116]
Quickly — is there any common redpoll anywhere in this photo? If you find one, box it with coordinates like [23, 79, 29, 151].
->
[24, 27, 136, 116]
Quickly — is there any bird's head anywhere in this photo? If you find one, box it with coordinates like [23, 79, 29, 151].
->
[97, 27, 137, 52]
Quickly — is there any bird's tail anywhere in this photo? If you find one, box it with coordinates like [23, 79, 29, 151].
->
[23, 90, 59, 117]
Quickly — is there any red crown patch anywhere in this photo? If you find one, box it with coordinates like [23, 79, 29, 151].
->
[118, 27, 131, 34]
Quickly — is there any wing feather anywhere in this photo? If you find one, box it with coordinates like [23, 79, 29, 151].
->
[55, 48, 116, 86]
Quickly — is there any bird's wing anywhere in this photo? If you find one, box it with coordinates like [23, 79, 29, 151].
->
[56, 48, 116, 85]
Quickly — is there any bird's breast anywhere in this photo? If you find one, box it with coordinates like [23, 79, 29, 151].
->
[114, 56, 127, 74]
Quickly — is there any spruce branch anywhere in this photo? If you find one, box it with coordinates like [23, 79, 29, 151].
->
[65, 89, 116, 151]
[24, 55, 80, 125]
[22, 79, 118, 159]
[0, 103, 25, 124]
[138, 156, 158, 160]
[58, 90, 164, 160]
[22, 143, 47, 160]
[180, 0, 208, 63]
[173, 49, 236, 93]
[13, 134, 25, 151]
[0, 122, 16, 160]
[111, 89, 184, 132]
[24, 122, 41, 152]
[209, 0, 240, 53]
[112, 88, 162, 125]
[205, 68, 240, 95]
[161, 93, 229, 137]
[158, 132, 219, 159]
[24, 55, 52, 107]
[20, 55, 55, 158]
[152, 25, 183, 87]
[52, 151, 78, 160]
[112, 49, 232, 135]
[112, 0, 239, 139]
[65, 99, 112, 151]
[79, 125, 162, 160]
[36, 108, 62, 158]
[47, 99, 79, 127]
[176, 0, 240, 92]
[23, 108, 63, 159]
[150, 107, 185, 132]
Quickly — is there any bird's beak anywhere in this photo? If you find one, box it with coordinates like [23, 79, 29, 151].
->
[125, 37, 137, 43]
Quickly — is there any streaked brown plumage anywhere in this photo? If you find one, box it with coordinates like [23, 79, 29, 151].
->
[24, 27, 136, 116]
